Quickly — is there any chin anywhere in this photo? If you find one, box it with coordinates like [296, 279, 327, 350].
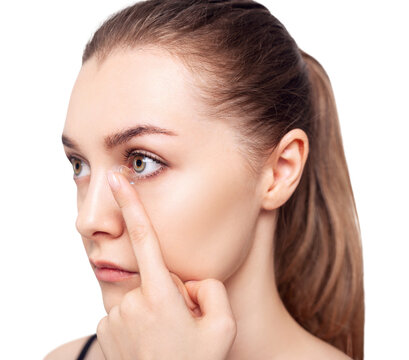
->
[98, 280, 141, 313]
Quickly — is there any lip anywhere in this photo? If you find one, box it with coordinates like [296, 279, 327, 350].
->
[90, 258, 139, 282]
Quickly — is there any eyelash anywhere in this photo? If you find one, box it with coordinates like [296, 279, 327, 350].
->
[68, 149, 167, 181]
[121, 148, 167, 180]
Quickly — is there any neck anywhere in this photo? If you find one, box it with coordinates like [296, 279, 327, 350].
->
[223, 209, 309, 360]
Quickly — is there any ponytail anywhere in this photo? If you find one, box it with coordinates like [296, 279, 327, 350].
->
[274, 49, 365, 360]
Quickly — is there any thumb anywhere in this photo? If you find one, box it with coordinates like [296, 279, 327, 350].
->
[169, 272, 200, 315]
[184, 279, 235, 323]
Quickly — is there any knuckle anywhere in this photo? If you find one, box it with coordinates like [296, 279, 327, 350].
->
[144, 284, 168, 308]
[120, 291, 139, 316]
[96, 316, 108, 335]
[220, 315, 237, 334]
[211, 315, 237, 338]
[128, 225, 149, 243]
[117, 194, 132, 209]
[109, 304, 120, 319]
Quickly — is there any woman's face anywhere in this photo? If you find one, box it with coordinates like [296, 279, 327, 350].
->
[62, 48, 262, 312]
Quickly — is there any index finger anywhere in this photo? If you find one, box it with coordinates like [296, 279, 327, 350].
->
[107, 169, 174, 294]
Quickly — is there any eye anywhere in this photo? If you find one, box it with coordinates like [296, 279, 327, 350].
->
[69, 157, 90, 179]
[123, 149, 167, 180]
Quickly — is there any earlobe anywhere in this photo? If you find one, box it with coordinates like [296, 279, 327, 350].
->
[261, 129, 309, 211]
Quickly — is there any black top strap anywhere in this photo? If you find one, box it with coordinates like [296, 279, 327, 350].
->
[76, 334, 97, 360]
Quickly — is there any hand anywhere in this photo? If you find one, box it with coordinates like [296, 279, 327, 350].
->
[96, 170, 237, 360]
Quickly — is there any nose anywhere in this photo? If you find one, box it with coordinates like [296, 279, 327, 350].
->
[75, 170, 124, 240]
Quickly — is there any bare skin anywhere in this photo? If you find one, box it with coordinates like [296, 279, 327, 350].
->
[44, 47, 351, 359]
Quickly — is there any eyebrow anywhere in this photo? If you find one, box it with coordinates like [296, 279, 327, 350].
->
[62, 124, 178, 151]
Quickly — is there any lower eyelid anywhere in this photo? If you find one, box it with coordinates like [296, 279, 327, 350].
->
[128, 159, 166, 180]
[69, 154, 167, 181]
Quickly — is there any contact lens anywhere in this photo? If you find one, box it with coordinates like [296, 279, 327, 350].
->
[113, 165, 139, 185]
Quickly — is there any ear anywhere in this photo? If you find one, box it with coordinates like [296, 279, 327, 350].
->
[260, 129, 309, 211]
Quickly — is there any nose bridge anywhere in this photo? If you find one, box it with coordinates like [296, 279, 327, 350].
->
[76, 169, 122, 239]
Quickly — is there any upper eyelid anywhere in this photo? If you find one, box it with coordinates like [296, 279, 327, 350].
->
[124, 149, 165, 164]
[65, 149, 164, 166]
[66, 152, 89, 165]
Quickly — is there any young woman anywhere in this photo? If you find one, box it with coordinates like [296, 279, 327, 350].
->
[45, 0, 364, 359]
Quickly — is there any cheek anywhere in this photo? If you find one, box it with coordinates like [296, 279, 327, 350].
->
[75, 181, 88, 211]
[145, 165, 258, 282]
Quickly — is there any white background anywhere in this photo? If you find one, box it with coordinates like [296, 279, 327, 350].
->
[0, 1, 407, 359]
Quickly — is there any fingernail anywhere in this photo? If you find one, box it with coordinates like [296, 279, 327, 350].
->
[107, 171, 120, 191]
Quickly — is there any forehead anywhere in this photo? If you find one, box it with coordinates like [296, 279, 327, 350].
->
[63, 47, 219, 142]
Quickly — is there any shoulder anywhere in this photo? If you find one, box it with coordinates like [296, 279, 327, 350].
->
[287, 326, 353, 360]
[303, 334, 353, 360]
[313, 343, 352, 360]
[43, 334, 95, 360]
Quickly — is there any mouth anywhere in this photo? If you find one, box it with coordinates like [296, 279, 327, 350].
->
[90, 258, 139, 282]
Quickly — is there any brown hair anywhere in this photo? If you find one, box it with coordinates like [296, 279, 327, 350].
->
[82, 1, 365, 358]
